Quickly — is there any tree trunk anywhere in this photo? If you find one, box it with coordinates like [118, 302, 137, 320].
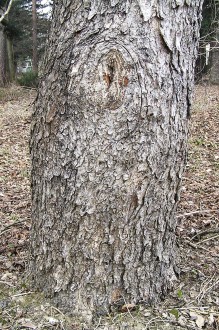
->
[7, 36, 15, 82]
[32, 0, 38, 72]
[210, 28, 219, 84]
[0, 23, 7, 86]
[30, 0, 203, 319]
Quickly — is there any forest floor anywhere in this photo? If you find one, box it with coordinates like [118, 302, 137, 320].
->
[0, 85, 218, 329]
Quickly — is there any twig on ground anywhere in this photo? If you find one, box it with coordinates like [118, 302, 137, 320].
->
[196, 234, 219, 245]
[198, 278, 219, 303]
[94, 317, 102, 330]
[0, 228, 13, 236]
[0, 219, 28, 236]
[185, 239, 211, 252]
[168, 319, 197, 330]
[51, 305, 66, 318]
[0, 280, 15, 287]
[196, 274, 219, 303]
[19, 85, 37, 91]
[191, 228, 219, 241]
[168, 306, 219, 316]
[61, 321, 67, 330]
[167, 306, 210, 311]
[177, 209, 217, 218]
[12, 291, 34, 297]
[144, 316, 163, 329]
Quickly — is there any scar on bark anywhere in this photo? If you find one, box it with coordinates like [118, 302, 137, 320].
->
[103, 72, 112, 88]
[103, 61, 115, 88]
[103, 56, 129, 89]
[103, 74, 129, 88]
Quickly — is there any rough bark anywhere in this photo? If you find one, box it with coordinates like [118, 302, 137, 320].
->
[30, 0, 203, 319]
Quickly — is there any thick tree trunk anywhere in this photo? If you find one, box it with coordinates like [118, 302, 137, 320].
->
[30, 0, 203, 319]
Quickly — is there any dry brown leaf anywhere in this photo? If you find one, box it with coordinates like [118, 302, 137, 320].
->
[121, 303, 136, 312]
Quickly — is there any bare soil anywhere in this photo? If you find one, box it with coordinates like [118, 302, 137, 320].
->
[0, 85, 218, 329]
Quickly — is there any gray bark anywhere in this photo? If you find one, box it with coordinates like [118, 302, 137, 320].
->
[30, 0, 203, 319]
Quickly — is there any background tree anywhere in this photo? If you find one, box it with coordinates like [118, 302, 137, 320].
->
[9, 0, 51, 71]
[32, 0, 37, 72]
[196, 0, 219, 82]
[0, 0, 13, 23]
[7, 0, 33, 67]
[30, 0, 203, 319]
[0, 0, 51, 84]
[0, 16, 7, 86]
[0, 0, 14, 86]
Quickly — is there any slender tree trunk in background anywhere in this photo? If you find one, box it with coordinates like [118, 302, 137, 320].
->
[30, 0, 203, 319]
[0, 23, 7, 86]
[0, 4, 14, 85]
[7, 37, 15, 82]
[32, 0, 38, 72]
[210, 28, 219, 84]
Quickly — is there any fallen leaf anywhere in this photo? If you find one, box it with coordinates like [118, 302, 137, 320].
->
[196, 314, 205, 328]
[208, 313, 214, 326]
[143, 311, 151, 317]
[178, 315, 187, 326]
[45, 316, 60, 325]
[190, 311, 205, 328]
[121, 303, 136, 312]
[190, 311, 198, 321]
[17, 318, 36, 329]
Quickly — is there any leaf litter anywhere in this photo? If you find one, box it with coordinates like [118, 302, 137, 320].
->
[0, 85, 218, 329]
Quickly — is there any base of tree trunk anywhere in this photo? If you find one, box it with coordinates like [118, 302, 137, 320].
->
[30, 0, 203, 319]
